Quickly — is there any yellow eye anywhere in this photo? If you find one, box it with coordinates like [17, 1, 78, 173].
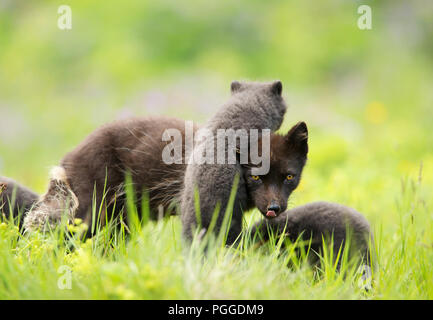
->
[286, 174, 294, 180]
[251, 175, 260, 181]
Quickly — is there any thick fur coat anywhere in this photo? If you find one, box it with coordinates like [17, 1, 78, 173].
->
[24, 116, 199, 232]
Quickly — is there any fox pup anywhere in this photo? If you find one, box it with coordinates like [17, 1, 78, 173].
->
[24, 116, 199, 232]
[249, 201, 373, 268]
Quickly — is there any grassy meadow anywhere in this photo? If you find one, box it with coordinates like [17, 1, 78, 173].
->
[1, 0, 433, 299]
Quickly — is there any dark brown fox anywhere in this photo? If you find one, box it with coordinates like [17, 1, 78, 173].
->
[24, 116, 199, 232]
[0, 176, 39, 226]
[242, 122, 308, 219]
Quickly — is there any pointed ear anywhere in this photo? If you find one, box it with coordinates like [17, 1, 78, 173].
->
[285, 121, 308, 156]
[270, 80, 282, 96]
[231, 81, 243, 94]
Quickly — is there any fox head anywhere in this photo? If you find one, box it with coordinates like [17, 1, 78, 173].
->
[240, 121, 308, 219]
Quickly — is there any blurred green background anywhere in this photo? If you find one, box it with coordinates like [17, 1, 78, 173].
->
[1, 0, 432, 230]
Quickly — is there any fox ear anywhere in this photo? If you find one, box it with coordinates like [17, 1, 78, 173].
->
[270, 80, 282, 96]
[231, 81, 243, 94]
[286, 121, 308, 156]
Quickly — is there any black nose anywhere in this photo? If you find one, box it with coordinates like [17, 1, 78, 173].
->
[267, 203, 281, 213]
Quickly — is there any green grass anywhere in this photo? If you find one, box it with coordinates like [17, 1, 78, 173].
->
[0, 164, 432, 299]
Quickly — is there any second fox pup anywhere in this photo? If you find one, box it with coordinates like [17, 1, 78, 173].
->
[181, 81, 308, 244]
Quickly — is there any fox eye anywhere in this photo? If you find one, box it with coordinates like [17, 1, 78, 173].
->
[251, 175, 260, 181]
[286, 174, 294, 181]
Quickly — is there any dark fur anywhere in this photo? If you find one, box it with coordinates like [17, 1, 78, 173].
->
[0, 176, 39, 226]
[24, 116, 200, 232]
[181, 81, 289, 244]
[23, 81, 303, 238]
[23, 115, 306, 235]
[249, 201, 373, 268]
[61, 116, 199, 224]
[242, 122, 308, 217]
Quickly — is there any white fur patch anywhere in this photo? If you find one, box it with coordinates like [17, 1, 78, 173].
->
[50, 166, 67, 182]
[23, 166, 79, 232]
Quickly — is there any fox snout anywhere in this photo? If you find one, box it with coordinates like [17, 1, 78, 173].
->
[266, 202, 281, 218]
[249, 184, 289, 220]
